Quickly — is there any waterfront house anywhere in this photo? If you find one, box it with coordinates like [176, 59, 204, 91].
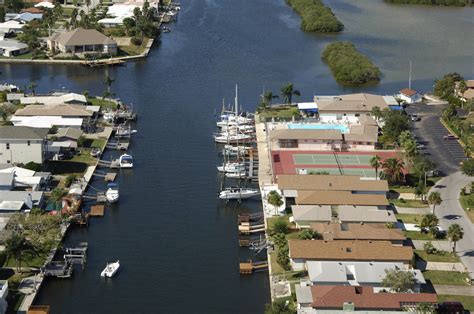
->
[457, 79, 474, 101]
[288, 240, 413, 271]
[0, 190, 44, 211]
[11, 116, 84, 129]
[0, 38, 29, 57]
[291, 205, 332, 228]
[311, 222, 405, 244]
[398, 88, 422, 104]
[14, 104, 93, 118]
[0, 165, 49, 191]
[295, 191, 389, 206]
[55, 127, 83, 143]
[336, 206, 397, 224]
[295, 285, 437, 312]
[0, 126, 48, 164]
[20, 93, 87, 106]
[47, 28, 118, 56]
[0, 20, 25, 34]
[6, 12, 43, 23]
[306, 261, 425, 291]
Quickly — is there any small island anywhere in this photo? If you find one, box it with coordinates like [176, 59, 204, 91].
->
[384, 0, 471, 6]
[321, 41, 381, 85]
[286, 0, 344, 33]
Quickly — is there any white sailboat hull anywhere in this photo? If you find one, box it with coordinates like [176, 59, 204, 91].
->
[101, 260, 120, 278]
[219, 189, 260, 200]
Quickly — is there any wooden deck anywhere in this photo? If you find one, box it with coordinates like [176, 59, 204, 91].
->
[239, 260, 268, 275]
[90, 205, 105, 217]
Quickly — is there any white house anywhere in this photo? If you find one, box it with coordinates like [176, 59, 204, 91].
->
[0, 126, 49, 164]
[398, 88, 422, 104]
[20, 93, 87, 106]
[0, 38, 29, 57]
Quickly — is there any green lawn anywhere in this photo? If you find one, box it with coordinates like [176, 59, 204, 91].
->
[269, 251, 285, 275]
[258, 106, 300, 121]
[414, 250, 460, 263]
[396, 213, 423, 224]
[459, 193, 474, 223]
[423, 270, 470, 286]
[118, 38, 150, 56]
[91, 138, 107, 150]
[88, 97, 118, 109]
[391, 199, 429, 208]
[4, 255, 45, 269]
[437, 295, 474, 311]
[404, 231, 433, 240]
[266, 215, 291, 232]
[71, 149, 97, 165]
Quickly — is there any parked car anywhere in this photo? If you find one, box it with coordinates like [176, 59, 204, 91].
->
[416, 144, 426, 149]
[426, 169, 439, 177]
[409, 114, 421, 122]
[438, 301, 464, 314]
[444, 134, 459, 140]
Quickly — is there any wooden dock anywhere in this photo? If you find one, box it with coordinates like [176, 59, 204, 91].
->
[81, 59, 126, 67]
[238, 222, 265, 234]
[239, 260, 268, 275]
[238, 212, 264, 223]
[93, 171, 117, 181]
[90, 205, 105, 217]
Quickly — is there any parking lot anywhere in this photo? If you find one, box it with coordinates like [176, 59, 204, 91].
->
[405, 104, 467, 175]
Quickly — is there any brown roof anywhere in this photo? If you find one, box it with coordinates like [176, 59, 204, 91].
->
[15, 104, 93, 117]
[288, 240, 413, 262]
[315, 93, 391, 113]
[344, 124, 379, 143]
[277, 175, 389, 192]
[269, 129, 342, 141]
[399, 88, 418, 97]
[462, 88, 474, 100]
[51, 28, 116, 46]
[465, 80, 474, 88]
[21, 7, 44, 13]
[311, 222, 405, 241]
[296, 191, 389, 206]
[310, 286, 437, 310]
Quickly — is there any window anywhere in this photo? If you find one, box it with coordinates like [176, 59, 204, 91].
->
[273, 154, 280, 163]
[336, 114, 343, 120]
[279, 139, 298, 148]
[27, 141, 31, 146]
[6, 143, 9, 150]
[6, 160, 10, 164]
[355, 113, 360, 117]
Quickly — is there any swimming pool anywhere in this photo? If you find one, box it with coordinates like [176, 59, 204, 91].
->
[287, 123, 349, 133]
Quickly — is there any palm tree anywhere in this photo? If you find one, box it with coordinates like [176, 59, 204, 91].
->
[28, 82, 37, 95]
[5, 234, 36, 272]
[420, 214, 439, 237]
[428, 192, 442, 215]
[280, 83, 300, 105]
[70, 8, 78, 29]
[381, 158, 404, 184]
[369, 155, 382, 179]
[104, 75, 114, 94]
[263, 90, 279, 105]
[371, 106, 383, 122]
[447, 224, 464, 253]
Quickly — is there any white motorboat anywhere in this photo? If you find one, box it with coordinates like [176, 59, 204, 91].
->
[223, 145, 252, 156]
[115, 125, 138, 138]
[217, 162, 245, 173]
[100, 260, 120, 278]
[119, 154, 133, 168]
[225, 171, 247, 178]
[106, 183, 119, 203]
[214, 133, 253, 144]
[219, 187, 260, 200]
[103, 111, 116, 122]
[219, 124, 255, 133]
[90, 147, 101, 158]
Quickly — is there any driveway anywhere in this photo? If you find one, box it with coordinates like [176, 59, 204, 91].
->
[406, 104, 467, 175]
[430, 172, 474, 280]
[434, 285, 474, 296]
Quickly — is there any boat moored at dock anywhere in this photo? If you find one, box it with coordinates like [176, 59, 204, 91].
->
[106, 183, 120, 203]
[119, 154, 134, 168]
[219, 187, 260, 200]
[217, 162, 245, 173]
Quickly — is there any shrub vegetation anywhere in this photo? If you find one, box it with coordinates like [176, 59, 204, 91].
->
[286, 0, 344, 32]
[322, 41, 381, 85]
[385, 0, 471, 6]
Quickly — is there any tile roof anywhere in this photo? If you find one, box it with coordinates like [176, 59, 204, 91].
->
[337, 206, 397, 223]
[314, 93, 391, 113]
[310, 286, 437, 310]
[296, 190, 389, 206]
[288, 240, 413, 262]
[0, 126, 49, 140]
[344, 124, 379, 143]
[311, 222, 405, 241]
[399, 88, 418, 97]
[277, 175, 389, 192]
[51, 28, 116, 46]
[56, 127, 83, 140]
[15, 104, 93, 117]
[292, 205, 332, 222]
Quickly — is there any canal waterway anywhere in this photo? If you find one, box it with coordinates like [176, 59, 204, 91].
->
[1, 0, 473, 312]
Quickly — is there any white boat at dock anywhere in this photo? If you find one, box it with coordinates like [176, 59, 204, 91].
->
[217, 162, 245, 173]
[214, 133, 253, 144]
[225, 171, 247, 178]
[219, 187, 260, 200]
[106, 183, 119, 203]
[222, 145, 252, 156]
[119, 153, 133, 168]
[100, 260, 120, 278]
[115, 125, 138, 138]
[218, 123, 255, 133]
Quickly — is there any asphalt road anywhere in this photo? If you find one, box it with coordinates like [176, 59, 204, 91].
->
[405, 104, 467, 175]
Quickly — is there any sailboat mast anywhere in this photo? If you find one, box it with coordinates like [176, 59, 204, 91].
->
[235, 84, 239, 116]
[409, 60, 412, 90]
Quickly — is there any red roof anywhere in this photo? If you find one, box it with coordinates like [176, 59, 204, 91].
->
[399, 88, 418, 97]
[21, 7, 44, 13]
[311, 286, 437, 310]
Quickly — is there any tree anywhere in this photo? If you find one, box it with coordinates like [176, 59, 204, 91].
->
[461, 158, 474, 176]
[434, 73, 463, 99]
[458, 80, 468, 95]
[65, 174, 77, 188]
[442, 103, 457, 121]
[414, 183, 426, 202]
[5, 234, 36, 272]
[50, 187, 67, 204]
[268, 190, 283, 213]
[297, 229, 322, 240]
[420, 214, 439, 236]
[380, 110, 409, 145]
[415, 303, 435, 314]
[271, 218, 289, 235]
[381, 158, 404, 184]
[280, 83, 300, 105]
[398, 130, 413, 147]
[263, 90, 279, 105]
[371, 106, 383, 121]
[264, 299, 293, 314]
[23, 161, 41, 172]
[272, 233, 287, 248]
[28, 82, 37, 95]
[276, 244, 290, 270]
[381, 269, 417, 292]
[0, 7, 5, 23]
[423, 241, 437, 254]
[70, 8, 79, 29]
[123, 17, 136, 36]
[447, 224, 464, 253]
[370, 155, 382, 179]
[428, 192, 442, 215]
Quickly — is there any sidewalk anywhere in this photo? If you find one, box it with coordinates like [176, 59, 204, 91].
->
[17, 274, 44, 313]
[395, 206, 430, 214]
[434, 285, 474, 296]
[416, 260, 466, 272]
[412, 240, 452, 251]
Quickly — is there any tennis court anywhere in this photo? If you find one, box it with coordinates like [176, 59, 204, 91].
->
[296, 167, 376, 177]
[293, 153, 374, 166]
